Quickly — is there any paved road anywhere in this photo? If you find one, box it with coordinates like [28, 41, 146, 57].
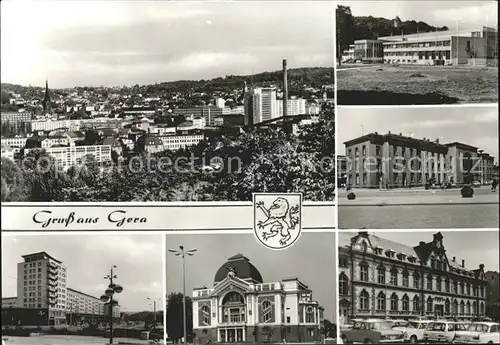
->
[3, 335, 152, 345]
[338, 188, 499, 229]
[338, 188, 499, 205]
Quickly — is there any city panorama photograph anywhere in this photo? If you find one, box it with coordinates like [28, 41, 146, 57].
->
[165, 232, 337, 344]
[336, 1, 498, 105]
[337, 105, 499, 229]
[1, 233, 164, 345]
[0, 1, 335, 203]
[338, 230, 500, 344]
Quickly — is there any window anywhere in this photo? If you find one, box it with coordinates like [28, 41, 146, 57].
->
[390, 268, 398, 286]
[402, 295, 409, 312]
[402, 270, 409, 287]
[480, 302, 484, 315]
[426, 297, 433, 313]
[453, 300, 458, 314]
[427, 274, 433, 290]
[467, 284, 471, 296]
[413, 296, 420, 312]
[377, 265, 386, 284]
[460, 301, 465, 315]
[339, 256, 348, 267]
[460, 282, 464, 295]
[436, 276, 442, 292]
[305, 307, 315, 323]
[376, 146, 381, 156]
[445, 299, 450, 314]
[339, 273, 348, 296]
[377, 292, 386, 311]
[445, 279, 450, 293]
[472, 301, 477, 315]
[413, 273, 420, 289]
[362, 146, 366, 156]
[466, 301, 471, 315]
[359, 290, 369, 310]
[201, 305, 210, 326]
[360, 261, 369, 281]
[390, 293, 398, 311]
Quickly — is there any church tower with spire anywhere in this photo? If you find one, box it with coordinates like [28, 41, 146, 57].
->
[42, 79, 52, 114]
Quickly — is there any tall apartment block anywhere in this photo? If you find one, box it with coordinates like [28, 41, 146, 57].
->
[2, 251, 120, 326]
[17, 252, 68, 325]
[244, 87, 278, 125]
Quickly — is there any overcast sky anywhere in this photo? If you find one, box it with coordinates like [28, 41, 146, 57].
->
[337, 106, 499, 163]
[338, 1, 497, 30]
[340, 230, 499, 272]
[1, 234, 164, 313]
[1, 1, 334, 88]
[166, 232, 336, 321]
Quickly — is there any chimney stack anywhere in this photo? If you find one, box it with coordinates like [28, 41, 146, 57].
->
[388, 130, 391, 134]
[453, 257, 456, 262]
[462, 259, 465, 268]
[399, 133, 402, 136]
[282, 59, 288, 122]
[419, 241, 425, 246]
[436, 138, 439, 144]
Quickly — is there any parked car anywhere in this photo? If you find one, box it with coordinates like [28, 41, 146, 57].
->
[392, 319, 432, 343]
[423, 321, 469, 343]
[472, 181, 481, 187]
[340, 318, 364, 331]
[341, 319, 405, 344]
[453, 322, 500, 344]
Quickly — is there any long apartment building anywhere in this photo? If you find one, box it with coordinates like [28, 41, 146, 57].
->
[140, 133, 205, 154]
[338, 232, 488, 325]
[2, 252, 120, 327]
[25, 145, 112, 170]
[173, 106, 223, 127]
[31, 119, 83, 132]
[342, 26, 498, 66]
[343, 131, 495, 188]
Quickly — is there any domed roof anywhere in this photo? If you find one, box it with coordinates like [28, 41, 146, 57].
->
[214, 254, 263, 284]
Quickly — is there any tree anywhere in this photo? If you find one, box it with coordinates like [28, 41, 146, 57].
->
[84, 130, 100, 145]
[22, 149, 71, 202]
[1, 157, 28, 201]
[166, 292, 193, 343]
[336, 5, 354, 66]
[322, 319, 337, 338]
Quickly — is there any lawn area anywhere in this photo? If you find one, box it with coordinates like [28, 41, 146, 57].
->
[337, 64, 498, 105]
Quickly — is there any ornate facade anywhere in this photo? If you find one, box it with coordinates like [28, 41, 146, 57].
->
[338, 232, 488, 324]
[192, 254, 323, 343]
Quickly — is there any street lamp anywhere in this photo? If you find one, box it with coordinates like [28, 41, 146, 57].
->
[147, 297, 162, 327]
[100, 265, 123, 345]
[169, 246, 197, 345]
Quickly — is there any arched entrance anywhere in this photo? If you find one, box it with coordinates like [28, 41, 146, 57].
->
[218, 291, 246, 342]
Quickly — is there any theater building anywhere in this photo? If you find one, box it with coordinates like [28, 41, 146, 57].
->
[338, 232, 488, 325]
[343, 132, 493, 188]
[191, 254, 323, 343]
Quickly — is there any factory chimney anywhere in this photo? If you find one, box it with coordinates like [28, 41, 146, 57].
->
[282, 59, 288, 130]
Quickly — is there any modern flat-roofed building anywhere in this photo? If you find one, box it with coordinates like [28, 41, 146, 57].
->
[192, 254, 324, 343]
[17, 252, 68, 325]
[244, 87, 278, 126]
[485, 271, 500, 321]
[2, 297, 19, 308]
[31, 119, 82, 132]
[343, 26, 498, 66]
[353, 40, 384, 62]
[276, 97, 307, 117]
[25, 145, 112, 170]
[66, 288, 105, 324]
[338, 232, 488, 325]
[343, 131, 493, 188]
[1, 112, 32, 134]
[173, 106, 223, 127]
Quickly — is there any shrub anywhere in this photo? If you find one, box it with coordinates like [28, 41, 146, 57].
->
[461, 186, 474, 198]
[347, 192, 356, 200]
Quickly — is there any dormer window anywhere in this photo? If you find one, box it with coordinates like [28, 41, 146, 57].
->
[397, 253, 407, 261]
[385, 249, 395, 258]
[361, 242, 368, 252]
